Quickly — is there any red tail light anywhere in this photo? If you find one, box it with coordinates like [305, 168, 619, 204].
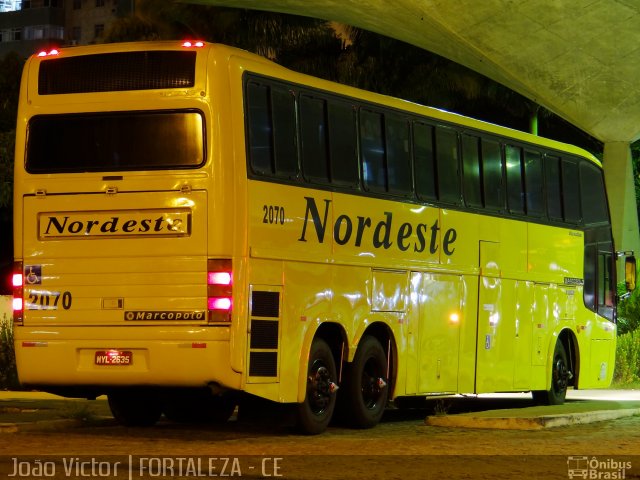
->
[12, 262, 24, 326]
[208, 259, 232, 323]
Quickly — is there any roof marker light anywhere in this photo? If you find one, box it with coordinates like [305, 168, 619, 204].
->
[37, 49, 60, 57]
[182, 41, 205, 48]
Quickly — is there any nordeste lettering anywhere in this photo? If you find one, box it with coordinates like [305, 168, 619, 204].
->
[298, 196, 457, 255]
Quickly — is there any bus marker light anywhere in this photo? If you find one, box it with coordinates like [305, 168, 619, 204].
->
[12, 298, 23, 311]
[208, 297, 232, 311]
[12, 262, 23, 325]
[208, 271, 231, 285]
[37, 49, 60, 57]
[182, 41, 205, 48]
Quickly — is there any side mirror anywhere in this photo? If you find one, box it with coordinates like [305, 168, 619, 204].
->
[625, 256, 636, 292]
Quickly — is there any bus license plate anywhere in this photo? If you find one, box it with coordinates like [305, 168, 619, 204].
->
[95, 350, 132, 365]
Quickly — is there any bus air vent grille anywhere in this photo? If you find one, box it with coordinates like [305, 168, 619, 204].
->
[250, 320, 279, 349]
[249, 352, 278, 377]
[250, 291, 280, 318]
[38, 51, 197, 95]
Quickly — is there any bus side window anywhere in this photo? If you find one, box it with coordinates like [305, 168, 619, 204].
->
[360, 109, 386, 193]
[435, 126, 461, 205]
[562, 159, 581, 224]
[413, 121, 437, 202]
[545, 155, 563, 221]
[461, 133, 482, 208]
[505, 145, 525, 215]
[481, 139, 503, 211]
[598, 249, 615, 320]
[246, 81, 273, 175]
[580, 161, 609, 225]
[385, 114, 412, 196]
[300, 94, 329, 183]
[583, 243, 596, 311]
[328, 100, 358, 187]
[524, 150, 544, 217]
[271, 87, 298, 179]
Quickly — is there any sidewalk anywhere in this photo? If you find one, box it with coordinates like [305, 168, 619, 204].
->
[0, 391, 112, 432]
[425, 390, 640, 430]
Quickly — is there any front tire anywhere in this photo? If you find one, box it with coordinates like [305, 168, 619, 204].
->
[296, 338, 338, 435]
[532, 340, 570, 405]
[341, 336, 389, 428]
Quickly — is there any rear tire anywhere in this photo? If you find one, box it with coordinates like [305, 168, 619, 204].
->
[532, 340, 570, 405]
[340, 336, 389, 428]
[296, 338, 338, 435]
[108, 389, 162, 427]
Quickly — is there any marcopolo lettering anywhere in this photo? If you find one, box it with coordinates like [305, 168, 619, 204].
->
[124, 311, 205, 321]
[298, 197, 457, 255]
[41, 211, 190, 238]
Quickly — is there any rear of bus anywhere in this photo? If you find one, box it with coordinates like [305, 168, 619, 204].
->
[12, 42, 243, 424]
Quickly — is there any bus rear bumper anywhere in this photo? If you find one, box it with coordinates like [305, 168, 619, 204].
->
[13, 326, 241, 392]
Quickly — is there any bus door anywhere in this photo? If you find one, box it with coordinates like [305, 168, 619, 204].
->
[415, 272, 463, 394]
[474, 240, 517, 393]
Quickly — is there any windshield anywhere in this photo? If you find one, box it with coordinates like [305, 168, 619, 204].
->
[26, 110, 205, 173]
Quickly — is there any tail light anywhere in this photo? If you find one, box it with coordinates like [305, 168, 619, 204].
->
[12, 262, 24, 326]
[208, 259, 232, 323]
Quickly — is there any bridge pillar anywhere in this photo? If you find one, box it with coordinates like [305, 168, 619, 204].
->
[602, 141, 640, 272]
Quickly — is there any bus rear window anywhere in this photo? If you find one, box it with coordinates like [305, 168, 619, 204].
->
[26, 110, 205, 173]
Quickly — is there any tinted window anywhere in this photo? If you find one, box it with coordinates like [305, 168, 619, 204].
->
[545, 155, 562, 221]
[414, 122, 436, 201]
[300, 94, 328, 182]
[482, 139, 503, 210]
[360, 109, 385, 192]
[246, 82, 272, 175]
[581, 162, 609, 225]
[598, 248, 614, 321]
[583, 244, 596, 311]
[562, 159, 581, 223]
[435, 126, 460, 204]
[328, 100, 358, 186]
[386, 115, 412, 195]
[461, 134, 482, 208]
[524, 150, 544, 217]
[27, 110, 205, 173]
[505, 145, 524, 214]
[271, 87, 298, 178]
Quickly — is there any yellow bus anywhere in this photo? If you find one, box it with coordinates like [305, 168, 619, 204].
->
[12, 41, 636, 434]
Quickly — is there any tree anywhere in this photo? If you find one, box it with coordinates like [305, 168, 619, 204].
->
[103, 1, 344, 77]
[0, 52, 24, 132]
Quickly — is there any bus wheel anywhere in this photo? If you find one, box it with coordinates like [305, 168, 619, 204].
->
[296, 338, 338, 435]
[108, 390, 162, 427]
[533, 340, 570, 406]
[342, 335, 389, 428]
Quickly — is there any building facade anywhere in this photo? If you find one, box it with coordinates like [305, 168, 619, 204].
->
[0, 0, 133, 58]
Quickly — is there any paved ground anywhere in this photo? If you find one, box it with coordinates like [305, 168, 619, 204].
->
[1, 389, 640, 479]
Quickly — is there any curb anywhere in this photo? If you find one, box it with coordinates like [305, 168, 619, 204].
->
[425, 408, 640, 430]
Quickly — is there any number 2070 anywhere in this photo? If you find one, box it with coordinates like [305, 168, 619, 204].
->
[27, 291, 72, 310]
[262, 205, 285, 225]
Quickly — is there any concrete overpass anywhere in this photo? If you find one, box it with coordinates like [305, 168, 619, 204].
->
[193, 0, 640, 258]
